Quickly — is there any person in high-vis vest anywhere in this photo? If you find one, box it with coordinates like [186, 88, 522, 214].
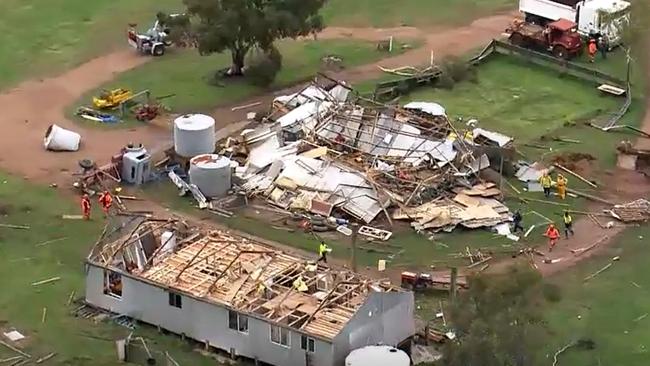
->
[563, 211, 575, 238]
[556, 174, 568, 200]
[544, 223, 560, 252]
[98, 190, 113, 216]
[539, 172, 553, 198]
[81, 194, 91, 220]
[317, 241, 331, 263]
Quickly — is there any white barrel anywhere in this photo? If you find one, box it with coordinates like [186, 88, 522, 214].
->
[173, 114, 216, 157]
[43, 124, 81, 151]
[160, 231, 177, 254]
[345, 346, 410, 366]
[189, 154, 232, 198]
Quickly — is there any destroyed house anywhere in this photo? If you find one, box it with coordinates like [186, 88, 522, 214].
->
[85, 219, 414, 366]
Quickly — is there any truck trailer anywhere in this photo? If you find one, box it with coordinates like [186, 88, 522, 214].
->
[519, 0, 631, 48]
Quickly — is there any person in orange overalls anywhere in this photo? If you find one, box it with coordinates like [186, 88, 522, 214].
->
[98, 190, 113, 216]
[556, 173, 568, 200]
[544, 223, 560, 252]
[588, 38, 597, 63]
[81, 194, 91, 220]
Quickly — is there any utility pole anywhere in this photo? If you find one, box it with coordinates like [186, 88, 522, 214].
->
[350, 223, 358, 272]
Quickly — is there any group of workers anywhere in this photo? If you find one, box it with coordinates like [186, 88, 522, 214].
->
[539, 172, 568, 199]
[510, 170, 577, 252]
[81, 190, 113, 220]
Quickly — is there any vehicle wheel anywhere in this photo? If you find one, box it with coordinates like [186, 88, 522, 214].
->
[509, 33, 525, 47]
[552, 46, 569, 60]
[153, 45, 165, 56]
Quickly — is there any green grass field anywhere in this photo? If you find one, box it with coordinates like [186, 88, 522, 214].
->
[544, 226, 650, 366]
[0, 0, 183, 90]
[321, 0, 515, 27]
[0, 173, 221, 365]
[72, 39, 412, 128]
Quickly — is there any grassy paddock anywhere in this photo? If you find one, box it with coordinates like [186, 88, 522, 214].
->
[544, 226, 650, 366]
[321, 0, 515, 27]
[0, 0, 183, 90]
[0, 173, 220, 365]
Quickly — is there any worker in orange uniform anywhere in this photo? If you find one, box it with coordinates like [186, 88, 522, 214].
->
[556, 173, 568, 200]
[588, 38, 597, 63]
[98, 190, 113, 216]
[544, 223, 560, 252]
[81, 194, 92, 220]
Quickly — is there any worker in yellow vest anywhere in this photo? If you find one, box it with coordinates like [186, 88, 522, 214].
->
[563, 211, 575, 238]
[317, 241, 331, 263]
[293, 275, 308, 292]
[539, 172, 553, 198]
[556, 174, 568, 200]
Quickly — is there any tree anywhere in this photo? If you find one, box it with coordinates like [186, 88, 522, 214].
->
[183, 0, 325, 76]
[441, 264, 559, 366]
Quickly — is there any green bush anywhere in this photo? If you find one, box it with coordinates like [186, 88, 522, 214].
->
[246, 46, 283, 87]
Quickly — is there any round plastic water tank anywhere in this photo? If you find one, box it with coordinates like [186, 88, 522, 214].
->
[43, 124, 81, 151]
[345, 346, 410, 366]
[160, 231, 177, 254]
[173, 114, 216, 158]
[189, 154, 232, 198]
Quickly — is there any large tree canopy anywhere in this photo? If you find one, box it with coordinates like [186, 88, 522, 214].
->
[184, 0, 325, 75]
[442, 265, 558, 366]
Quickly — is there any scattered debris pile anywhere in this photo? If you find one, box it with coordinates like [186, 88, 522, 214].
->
[212, 79, 514, 235]
[611, 199, 650, 222]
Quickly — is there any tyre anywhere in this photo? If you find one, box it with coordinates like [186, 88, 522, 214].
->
[152, 44, 165, 56]
[312, 224, 329, 232]
[509, 33, 526, 47]
[552, 45, 569, 60]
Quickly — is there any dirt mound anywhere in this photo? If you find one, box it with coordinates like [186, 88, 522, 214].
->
[551, 152, 596, 172]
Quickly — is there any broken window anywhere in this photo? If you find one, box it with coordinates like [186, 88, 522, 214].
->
[103, 270, 122, 298]
[300, 335, 315, 353]
[228, 310, 248, 333]
[168, 292, 182, 308]
[270, 325, 290, 347]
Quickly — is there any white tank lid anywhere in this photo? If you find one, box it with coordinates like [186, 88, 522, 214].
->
[174, 114, 215, 131]
[190, 154, 230, 169]
[345, 346, 410, 366]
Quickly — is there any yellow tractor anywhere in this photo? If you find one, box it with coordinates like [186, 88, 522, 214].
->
[93, 88, 133, 109]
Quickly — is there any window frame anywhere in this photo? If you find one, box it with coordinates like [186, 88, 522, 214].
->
[103, 270, 123, 300]
[300, 335, 316, 353]
[228, 310, 249, 334]
[270, 325, 290, 347]
[168, 292, 182, 309]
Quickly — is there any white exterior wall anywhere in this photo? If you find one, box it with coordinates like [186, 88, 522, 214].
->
[85, 264, 334, 366]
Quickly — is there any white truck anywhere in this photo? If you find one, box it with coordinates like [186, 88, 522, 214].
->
[519, 0, 631, 48]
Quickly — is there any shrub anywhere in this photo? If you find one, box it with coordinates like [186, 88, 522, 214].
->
[245, 46, 283, 87]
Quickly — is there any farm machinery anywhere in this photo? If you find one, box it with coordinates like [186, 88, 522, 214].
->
[127, 14, 182, 56]
[507, 18, 583, 59]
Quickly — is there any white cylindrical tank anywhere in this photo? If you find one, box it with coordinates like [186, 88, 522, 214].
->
[345, 346, 410, 366]
[43, 124, 81, 151]
[173, 114, 216, 158]
[189, 154, 232, 198]
[160, 231, 177, 254]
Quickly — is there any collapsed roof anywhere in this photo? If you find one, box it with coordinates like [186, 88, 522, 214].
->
[89, 218, 403, 341]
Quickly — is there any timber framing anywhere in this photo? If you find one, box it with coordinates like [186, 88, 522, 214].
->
[89, 218, 401, 341]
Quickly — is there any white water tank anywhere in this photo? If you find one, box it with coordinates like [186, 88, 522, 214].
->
[345, 346, 410, 366]
[122, 144, 151, 185]
[189, 154, 232, 198]
[43, 124, 81, 151]
[160, 231, 177, 254]
[173, 114, 216, 158]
